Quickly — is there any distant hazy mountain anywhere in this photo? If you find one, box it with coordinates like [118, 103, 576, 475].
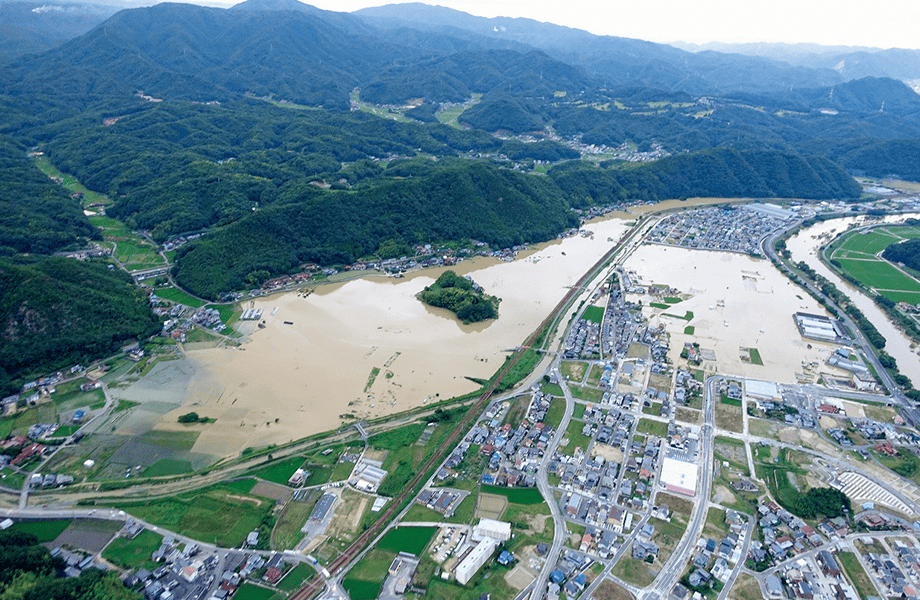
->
[0, 0, 119, 61]
[674, 41, 920, 89]
[354, 3, 843, 94]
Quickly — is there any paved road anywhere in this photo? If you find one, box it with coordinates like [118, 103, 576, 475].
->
[530, 366, 575, 600]
[642, 376, 717, 600]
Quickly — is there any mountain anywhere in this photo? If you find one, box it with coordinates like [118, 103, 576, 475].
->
[0, 0, 119, 62]
[0, 2, 409, 107]
[675, 41, 920, 91]
[0, 255, 160, 393]
[354, 3, 844, 94]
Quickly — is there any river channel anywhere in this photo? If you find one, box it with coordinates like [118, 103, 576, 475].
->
[786, 213, 920, 385]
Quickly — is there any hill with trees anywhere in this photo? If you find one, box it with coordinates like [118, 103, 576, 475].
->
[172, 159, 578, 298]
[883, 238, 920, 271]
[419, 270, 499, 323]
[0, 257, 160, 394]
[0, 138, 98, 255]
[0, 529, 140, 599]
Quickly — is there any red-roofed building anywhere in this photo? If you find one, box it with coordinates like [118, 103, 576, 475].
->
[264, 567, 282, 584]
[875, 442, 899, 457]
[817, 404, 840, 414]
[11, 443, 44, 466]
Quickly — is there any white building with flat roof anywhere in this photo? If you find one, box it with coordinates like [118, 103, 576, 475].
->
[745, 379, 779, 402]
[473, 519, 511, 542]
[455, 538, 499, 585]
[660, 457, 698, 496]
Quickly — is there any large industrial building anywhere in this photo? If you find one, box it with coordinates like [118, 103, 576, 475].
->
[659, 457, 698, 496]
[455, 538, 499, 585]
[454, 519, 511, 585]
[473, 519, 511, 542]
[793, 312, 842, 343]
[350, 459, 388, 493]
[744, 379, 780, 402]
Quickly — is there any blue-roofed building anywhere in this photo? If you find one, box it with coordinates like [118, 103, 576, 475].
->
[549, 570, 565, 585]
[72, 410, 86, 423]
[497, 551, 514, 566]
[481, 474, 495, 485]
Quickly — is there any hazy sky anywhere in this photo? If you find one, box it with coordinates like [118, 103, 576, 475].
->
[227, 0, 920, 49]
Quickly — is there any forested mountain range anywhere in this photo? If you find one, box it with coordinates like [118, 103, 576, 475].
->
[674, 41, 920, 88]
[0, 0, 919, 385]
[0, 0, 121, 62]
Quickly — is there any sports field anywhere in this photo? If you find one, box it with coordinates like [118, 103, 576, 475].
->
[829, 225, 920, 303]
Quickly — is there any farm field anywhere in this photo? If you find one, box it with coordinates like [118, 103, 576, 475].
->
[114, 481, 274, 547]
[829, 225, 920, 303]
[102, 529, 164, 569]
[154, 287, 207, 308]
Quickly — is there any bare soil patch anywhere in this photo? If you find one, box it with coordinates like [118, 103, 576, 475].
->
[251, 481, 294, 503]
[591, 443, 624, 464]
[474, 493, 508, 521]
[715, 402, 743, 433]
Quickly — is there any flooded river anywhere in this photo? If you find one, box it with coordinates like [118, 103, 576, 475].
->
[157, 219, 630, 456]
[134, 197, 762, 456]
[786, 214, 920, 385]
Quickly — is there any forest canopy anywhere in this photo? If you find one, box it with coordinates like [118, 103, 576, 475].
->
[419, 270, 499, 323]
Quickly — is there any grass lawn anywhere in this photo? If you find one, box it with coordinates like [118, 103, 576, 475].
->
[664, 310, 694, 321]
[561, 420, 593, 455]
[836, 258, 920, 294]
[233, 584, 279, 600]
[837, 551, 878, 599]
[102, 529, 164, 570]
[377, 526, 438, 555]
[541, 382, 564, 397]
[277, 563, 314, 592]
[570, 385, 604, 403]
[587, 364, 603, 386]
[404, 503, 444, 523]
[0, 468, 25, 490]
[344, 548, 394, 600]
[582, 306, 604, 324]
[12, 519, 72, 542]
[611, 555, 656, 587]
[561, 361, 588, 382]
[703, 508, 729, 539]
[117, 482, 273, 547]
[748, 348, 764, 366]
[479, 485, 544, 505]
[637, 418, 668, 438]
[684, 325, 695, 335]
[154, 287, 207, 308]
[273, 496, 317, 550]
[252, 456, 306, 485]
[650, 302, 669, 309]
[142, 459, 194, 478]
[544, 398, 566, 430]
[446, 493, 476, 525]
